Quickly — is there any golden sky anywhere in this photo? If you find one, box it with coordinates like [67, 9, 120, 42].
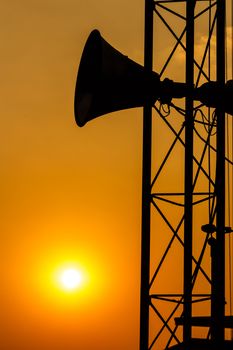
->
[1, 1, 143, 349]
[1, 1, 232, 350]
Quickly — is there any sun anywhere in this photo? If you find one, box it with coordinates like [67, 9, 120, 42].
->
[59, 268, 83, 291]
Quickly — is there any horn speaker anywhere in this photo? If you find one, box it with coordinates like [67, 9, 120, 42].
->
[74, 30, 161, 127]
[194, 80, 233, 116]
[74, 30, 232, 127]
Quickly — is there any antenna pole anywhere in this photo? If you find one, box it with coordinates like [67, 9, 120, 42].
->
[212, 0, 226, 345]
[139, 0, 154, 349]
[183, 1, 195, 344]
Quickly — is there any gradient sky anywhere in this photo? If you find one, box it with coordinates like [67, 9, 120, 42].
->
[1, 1, 232, 350]
[1, 1, 144, 349]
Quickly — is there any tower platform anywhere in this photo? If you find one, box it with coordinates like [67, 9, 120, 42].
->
[168, 338, 233, 350]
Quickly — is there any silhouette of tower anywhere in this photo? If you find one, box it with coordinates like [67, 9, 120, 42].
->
[140, 1, 233, 349]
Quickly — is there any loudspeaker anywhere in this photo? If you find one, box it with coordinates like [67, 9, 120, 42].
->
[74, 30, 232, 127]
[74, 30, 161, 127]
[194, 80, 233, 116]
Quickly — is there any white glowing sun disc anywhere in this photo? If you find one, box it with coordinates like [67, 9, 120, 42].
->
[60, 268, 82, 290]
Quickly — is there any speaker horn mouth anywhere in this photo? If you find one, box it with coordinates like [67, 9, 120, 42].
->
[74, 30, 103, 126]
[74, 30, 162, 126]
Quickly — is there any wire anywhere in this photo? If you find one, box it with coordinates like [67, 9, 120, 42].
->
[158, 101, 171, 117]
[193, 123, 233, 166]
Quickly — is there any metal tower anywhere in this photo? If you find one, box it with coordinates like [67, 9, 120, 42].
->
[140, 0, 233, 349]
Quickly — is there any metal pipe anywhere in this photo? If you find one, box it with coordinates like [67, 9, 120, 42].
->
[183, 0, 195, 344]
[139, 0, 154, 349]
[211, 0, 226, 345]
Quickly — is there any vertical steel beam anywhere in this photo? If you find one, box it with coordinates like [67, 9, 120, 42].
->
[183, 0, 195, 345]
[139, 0, 154, 349]
[212, 0, 226, 345]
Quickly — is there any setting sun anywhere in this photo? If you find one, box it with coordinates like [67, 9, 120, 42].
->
[59, 268, 83, 290]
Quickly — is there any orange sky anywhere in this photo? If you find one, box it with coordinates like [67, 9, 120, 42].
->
[1, 1, 143, 349]
[1, 1, 233, 350]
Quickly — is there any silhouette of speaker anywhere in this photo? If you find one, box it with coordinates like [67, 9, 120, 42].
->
[74, 30, 233, 127]
[194, 80, 233, 116]
[74, 30, 164, 126]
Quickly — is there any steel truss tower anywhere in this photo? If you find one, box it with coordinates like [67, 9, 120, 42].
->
[140, 1, 233, 349]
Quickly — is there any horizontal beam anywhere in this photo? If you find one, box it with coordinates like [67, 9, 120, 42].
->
[175, 316, 233, 328]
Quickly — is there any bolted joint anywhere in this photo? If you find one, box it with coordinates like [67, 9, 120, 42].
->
[201, 224, 216, 234]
